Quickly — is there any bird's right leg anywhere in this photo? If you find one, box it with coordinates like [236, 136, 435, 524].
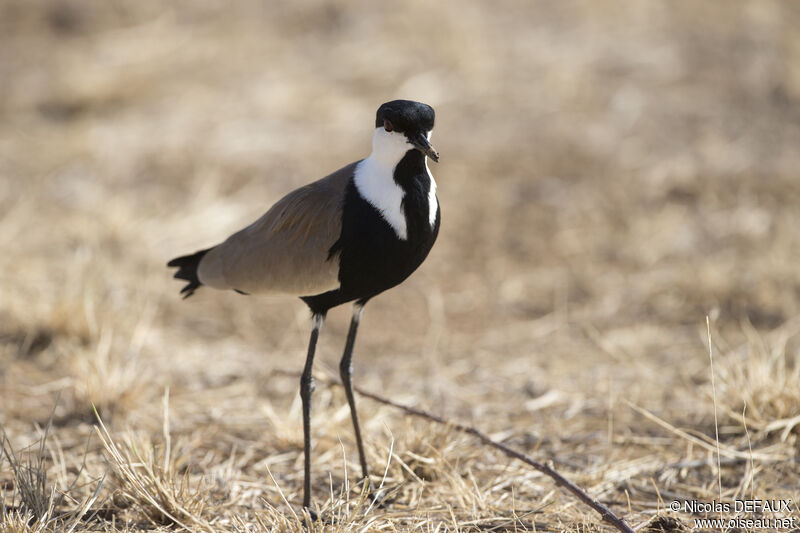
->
[301, 313, 324, 511]
[339, 302, 369, 481]
[338, 301, 395, 508]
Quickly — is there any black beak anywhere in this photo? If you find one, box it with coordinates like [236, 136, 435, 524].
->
[410, 133, 439, 163]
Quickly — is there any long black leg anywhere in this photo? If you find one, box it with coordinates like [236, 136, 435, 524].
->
[339, 302, 370, 480]
[301, 313, 324, 510]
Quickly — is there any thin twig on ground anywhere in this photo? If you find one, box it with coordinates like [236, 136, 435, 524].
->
[276, 369, 635, 533]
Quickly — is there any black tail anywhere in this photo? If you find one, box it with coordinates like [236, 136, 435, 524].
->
[167, 248, 211, 299]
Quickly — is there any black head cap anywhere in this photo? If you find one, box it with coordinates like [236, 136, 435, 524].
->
[375, 100, 435, 133]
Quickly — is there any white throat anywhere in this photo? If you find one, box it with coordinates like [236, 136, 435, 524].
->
[353, 128, 437, 240]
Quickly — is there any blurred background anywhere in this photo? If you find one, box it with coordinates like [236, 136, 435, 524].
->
[1, 0, 799, 529]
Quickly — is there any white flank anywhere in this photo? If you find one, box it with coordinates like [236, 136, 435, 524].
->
[354, 127, 437, 240]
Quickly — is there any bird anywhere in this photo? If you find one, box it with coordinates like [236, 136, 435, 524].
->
[167, 99, 440, 513]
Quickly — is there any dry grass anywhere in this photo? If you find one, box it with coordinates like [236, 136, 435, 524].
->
[1, 406, 102, 533]
[2, 0, 800, 531]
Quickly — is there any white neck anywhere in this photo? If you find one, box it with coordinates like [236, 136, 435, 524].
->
[353, 128, 437, 241]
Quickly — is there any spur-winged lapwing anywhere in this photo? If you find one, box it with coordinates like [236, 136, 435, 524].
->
[168, 100, 440, 511]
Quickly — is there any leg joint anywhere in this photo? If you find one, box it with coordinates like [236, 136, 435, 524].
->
[300, 373, 315, 396]
[339, 358, 353, 380]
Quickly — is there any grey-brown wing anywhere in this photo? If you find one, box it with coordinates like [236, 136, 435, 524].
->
[197, 161, 357, 296]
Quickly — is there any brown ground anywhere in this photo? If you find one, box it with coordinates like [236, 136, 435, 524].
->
[2, 1, 800, 531]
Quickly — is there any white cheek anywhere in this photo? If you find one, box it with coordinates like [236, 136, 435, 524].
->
[372, 128, 412, 161]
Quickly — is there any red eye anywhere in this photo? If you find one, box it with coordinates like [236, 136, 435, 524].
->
[383, 119, 393, 132]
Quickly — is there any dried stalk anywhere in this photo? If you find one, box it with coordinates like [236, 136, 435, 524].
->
[277, 369, 635, 533]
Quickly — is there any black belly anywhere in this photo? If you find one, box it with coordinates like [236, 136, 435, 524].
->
[301, 178, 440, 314]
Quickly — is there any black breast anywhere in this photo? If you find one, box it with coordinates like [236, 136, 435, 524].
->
[302, 151, 440, 314]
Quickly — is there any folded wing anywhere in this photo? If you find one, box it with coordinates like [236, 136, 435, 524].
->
[198, 162, 357, 296]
